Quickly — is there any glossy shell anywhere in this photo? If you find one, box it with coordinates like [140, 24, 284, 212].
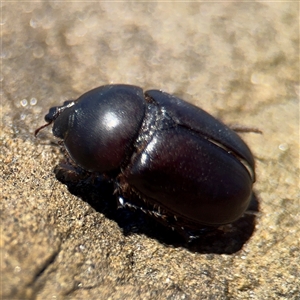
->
[37, 84, 255, 228]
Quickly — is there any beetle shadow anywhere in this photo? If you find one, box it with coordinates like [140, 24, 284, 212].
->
[54, 163, 259, 254]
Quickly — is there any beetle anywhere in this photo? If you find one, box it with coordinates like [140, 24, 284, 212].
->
[35, 84, 256, 236]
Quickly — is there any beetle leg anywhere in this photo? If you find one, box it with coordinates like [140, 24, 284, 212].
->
[229, 124, 262, 134]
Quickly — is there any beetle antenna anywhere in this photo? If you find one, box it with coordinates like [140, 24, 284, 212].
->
[34, 122, 53, 137]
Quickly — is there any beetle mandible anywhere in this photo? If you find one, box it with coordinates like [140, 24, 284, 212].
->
[36, 84, 256, 234]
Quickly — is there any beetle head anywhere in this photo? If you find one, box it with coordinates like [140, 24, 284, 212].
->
[34, 100, 75, 137]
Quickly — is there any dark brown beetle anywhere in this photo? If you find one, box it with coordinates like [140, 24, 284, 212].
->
[36, 84, 256, 236]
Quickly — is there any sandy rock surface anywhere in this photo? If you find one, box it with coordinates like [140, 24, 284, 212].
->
[1, 2, 299, 299]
